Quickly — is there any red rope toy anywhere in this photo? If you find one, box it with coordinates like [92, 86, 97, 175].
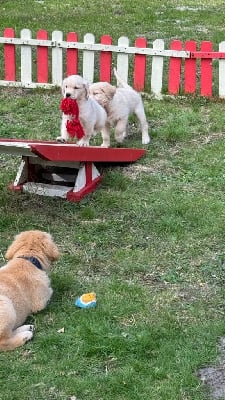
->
[60, 98, 85, 139]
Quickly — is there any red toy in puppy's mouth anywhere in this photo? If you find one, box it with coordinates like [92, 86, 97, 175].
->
[60, 98, 84, 139]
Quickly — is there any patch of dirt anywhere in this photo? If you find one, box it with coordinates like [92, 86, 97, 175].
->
[198, 337, 225, 399]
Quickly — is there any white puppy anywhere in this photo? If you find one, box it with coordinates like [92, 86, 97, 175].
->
[57, 74, 109, 147]
[89, 69, 150, 147]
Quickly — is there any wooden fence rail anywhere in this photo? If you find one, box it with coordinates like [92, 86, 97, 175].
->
[1, 28, 225, 98]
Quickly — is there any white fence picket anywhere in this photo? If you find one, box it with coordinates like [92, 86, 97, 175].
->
[52, 30, 63, 85]
[83, 33, 95, 83]
[219, 41, 225, 98]
[151, 39, 164, 98]
[116, 36, 129, 84]
[21, 29, 32, 84]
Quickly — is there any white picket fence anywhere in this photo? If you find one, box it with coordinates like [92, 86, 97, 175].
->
[1, 28, 225, 97]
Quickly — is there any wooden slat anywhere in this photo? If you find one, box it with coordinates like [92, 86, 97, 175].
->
[66, 32, 78, 76]
[200, 41, 213, 97]
[21, 29, 32, 83]
[100, 35, 112, 82]
[151, 39, 164, 98]
[184, 40, 197, 94]
[4, 28, 16, 81]
[83, 33, 95, 83]
[219, 41, 225, 98]
[37, 30, 48, 83]
[116, 36, 129, 84]
[134, 37, 147, 91]
[168, 40, 183, 94]
[52, 30, 63, 85]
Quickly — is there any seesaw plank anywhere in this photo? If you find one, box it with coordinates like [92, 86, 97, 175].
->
[0, 139, 146, 163]
[30, 144, 146, 162]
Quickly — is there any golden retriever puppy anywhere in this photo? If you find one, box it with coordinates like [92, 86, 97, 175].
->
[57, 74, 109, 147]
[89, 69, 150, 147]
[0, 230, 59, 351]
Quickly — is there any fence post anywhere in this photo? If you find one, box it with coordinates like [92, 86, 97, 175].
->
[83, 33, 95, 83]
[116, 36, 129, 84]
[66, 32, 78, 77]
[4, 28, 16, 81]
[37, 30, 48, 83]
[52, 30, 63, 85]
[100, 35, 112, 82]
[219, 41, 225, 98]
[134, 37, 147, 91]
[184, 40, 196, 94]
[21, 29, 32, 84]
[151, 39, 164, 98]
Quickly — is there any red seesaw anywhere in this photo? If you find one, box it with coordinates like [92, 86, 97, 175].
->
[0, 139, 146, 202]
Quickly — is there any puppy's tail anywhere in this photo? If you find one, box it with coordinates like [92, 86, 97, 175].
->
[113, 68, 132, 89]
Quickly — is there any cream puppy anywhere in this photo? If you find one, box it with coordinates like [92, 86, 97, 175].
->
[57, 74, 109, 147]
[89, 69, 150, 147]
[0, 230, 59, 351]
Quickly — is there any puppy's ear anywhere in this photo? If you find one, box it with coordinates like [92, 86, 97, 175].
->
[102, 85, 116, 100]
[83, 82, 90, 99]
[43, 233, 60, 261]
[5, 234, 22, 260]
[61, 78, 66, 96]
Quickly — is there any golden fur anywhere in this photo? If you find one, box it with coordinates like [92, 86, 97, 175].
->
[89, 69, 150, 147]
[0, 230, 59, 351]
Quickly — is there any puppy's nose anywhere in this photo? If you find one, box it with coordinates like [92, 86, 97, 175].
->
[66, 93, 71, 98]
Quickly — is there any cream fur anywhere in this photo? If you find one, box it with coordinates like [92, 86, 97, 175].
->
[57, 74, 109, 147]
[0, 230, 59, 351]
[89, 69, 150, 147]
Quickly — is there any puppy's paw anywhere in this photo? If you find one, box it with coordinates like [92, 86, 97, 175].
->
[22, 330, 34, 345]
[56, 137, 66, 143]
[142, 136, 151, 145]
[77, 138, 90, 147]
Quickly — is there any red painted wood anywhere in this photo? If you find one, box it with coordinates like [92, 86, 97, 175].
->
[190, 51, 225, 59]
[134, 37, 147, 91]
[100, 35, 112, 82]
[66, 175, 102, 202]
[4, 28, 16, 81]
[37, 30, 48, 83]
[184, 41, 197, 94]
[168, 40, 183, 94]
[200, 41, 213, 96]
[66, 32, 78, 76]
[30, 144, 146, 162]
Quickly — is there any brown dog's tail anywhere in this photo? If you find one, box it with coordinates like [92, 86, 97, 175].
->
[113, 68, 132, 90]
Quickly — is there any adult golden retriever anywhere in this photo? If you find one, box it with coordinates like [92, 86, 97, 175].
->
[0, 230, 59, 351]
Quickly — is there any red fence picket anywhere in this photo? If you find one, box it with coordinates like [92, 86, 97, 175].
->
[168, 40, 183, 94]
[4, 28, 16, 81]
[184, 40, 197, 94]
[100, 35, 112, 82]
[37, 30, 48, 83]
[134, 37, 147, 91]
[66, 32, 78, 77]
[200, 41, 213, 97]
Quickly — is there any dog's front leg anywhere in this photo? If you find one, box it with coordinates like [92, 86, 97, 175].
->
[100, 123, 111, 147]
[56, 114, 70, 143]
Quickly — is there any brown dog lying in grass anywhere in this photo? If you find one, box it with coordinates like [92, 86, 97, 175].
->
[0, 230, 59, 351]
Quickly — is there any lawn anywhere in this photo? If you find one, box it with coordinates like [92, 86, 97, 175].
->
[1, 1, 225, 400]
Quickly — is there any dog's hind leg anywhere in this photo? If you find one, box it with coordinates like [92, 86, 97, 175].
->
[0, 328, 33, 351]
[114, 119, 128, 144]
[134, 103, 150, 145]
[0, 296, 34, 351]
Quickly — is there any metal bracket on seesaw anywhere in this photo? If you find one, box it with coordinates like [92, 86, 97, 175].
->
[0, 139, 146, 202]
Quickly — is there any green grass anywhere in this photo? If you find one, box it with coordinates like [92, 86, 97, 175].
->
[1, 1, 225, 400]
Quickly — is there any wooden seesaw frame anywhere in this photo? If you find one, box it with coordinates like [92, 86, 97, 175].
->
[0, 139, 146, 202]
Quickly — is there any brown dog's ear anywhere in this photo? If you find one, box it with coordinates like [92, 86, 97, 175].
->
[102, 84, 116, 101]
[43, 233, 60, 261]
[5, 234, 23, 260]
